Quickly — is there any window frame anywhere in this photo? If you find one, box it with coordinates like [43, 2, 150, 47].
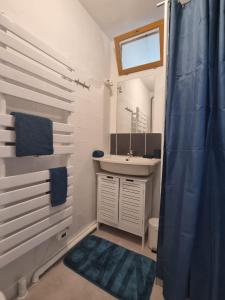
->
[114, 20, 164, 76]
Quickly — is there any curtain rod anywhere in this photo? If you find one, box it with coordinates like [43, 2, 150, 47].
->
[157, 0, 191, 7]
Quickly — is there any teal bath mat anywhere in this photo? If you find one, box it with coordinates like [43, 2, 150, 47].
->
[64, 235, 156, 300]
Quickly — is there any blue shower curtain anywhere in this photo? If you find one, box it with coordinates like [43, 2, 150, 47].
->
[157, 1, 225, 300]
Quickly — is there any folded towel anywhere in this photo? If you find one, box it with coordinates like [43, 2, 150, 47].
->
[11, 112, 53, 157]
[50, 167, 68, 207]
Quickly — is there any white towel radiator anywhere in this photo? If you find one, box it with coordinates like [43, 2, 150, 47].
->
[0, 14, 76, 268]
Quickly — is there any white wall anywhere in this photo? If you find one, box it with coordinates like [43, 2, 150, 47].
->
[151, 67, 165, 134]
[0, 0, 111, 298]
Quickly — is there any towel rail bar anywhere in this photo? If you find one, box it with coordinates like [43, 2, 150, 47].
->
[0, 216, 72, 268]
[0, 30, 73, 80]
[0, 166, 73, 190]
[0, 186, 72, 222]
[0, 14, 74, 72]
[0, 80, 74, 112]
[0, 197, 73, 237]
[0, 208, 72, 254]
[0, 145, 74, 157]
[0, 166, 73, 267]
[0, 130, 74, 144]
[0, 184, 73, 207]
[0, 114, 74, 133]
[0, 48, 75, 91]
[0, 63, 75, 102]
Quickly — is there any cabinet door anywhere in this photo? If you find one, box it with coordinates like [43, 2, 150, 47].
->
[119, 178, 145, 236]
[97, 175, 119, 225]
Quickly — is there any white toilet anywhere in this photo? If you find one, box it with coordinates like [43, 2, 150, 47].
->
[0, 292, 7, 300]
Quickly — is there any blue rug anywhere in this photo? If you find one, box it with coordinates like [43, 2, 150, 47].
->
[64, 235, 156, 300]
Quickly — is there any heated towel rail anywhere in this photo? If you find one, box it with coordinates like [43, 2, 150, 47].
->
[0, 167, 73, 268]
[0, 14, 76, 268]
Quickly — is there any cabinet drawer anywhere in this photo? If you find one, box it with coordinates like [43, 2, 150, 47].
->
[97, 175, 119, 225]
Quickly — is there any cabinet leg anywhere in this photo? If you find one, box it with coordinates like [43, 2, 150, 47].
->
[142, 235, 145, 248]
[97, 222, 100, 231]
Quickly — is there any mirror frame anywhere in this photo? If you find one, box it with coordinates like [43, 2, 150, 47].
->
[114, 19, 164, 76]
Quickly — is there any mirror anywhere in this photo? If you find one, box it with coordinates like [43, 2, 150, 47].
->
[116, 75, 155, 133]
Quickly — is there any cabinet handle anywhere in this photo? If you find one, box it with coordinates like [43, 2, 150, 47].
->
[126, 179, 134, 182]
[107, 176, 113, 179]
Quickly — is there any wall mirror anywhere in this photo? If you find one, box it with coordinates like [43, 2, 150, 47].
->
[116, 75, 155, 134]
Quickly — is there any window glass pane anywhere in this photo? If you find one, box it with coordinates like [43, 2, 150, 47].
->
[121, 31, 160, 69]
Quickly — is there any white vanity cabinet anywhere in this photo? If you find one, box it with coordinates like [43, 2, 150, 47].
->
[97, 173, 152, 247]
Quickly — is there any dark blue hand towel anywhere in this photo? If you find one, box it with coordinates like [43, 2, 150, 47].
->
[50, 167, 68, 207]
[11, 112, 53, 157]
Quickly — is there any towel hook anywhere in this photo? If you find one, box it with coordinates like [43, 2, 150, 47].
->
[74, 79, 90, 90]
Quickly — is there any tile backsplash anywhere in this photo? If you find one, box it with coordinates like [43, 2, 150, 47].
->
[110, 133, 162, 157]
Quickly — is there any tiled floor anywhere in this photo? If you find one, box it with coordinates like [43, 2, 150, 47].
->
[26, 225, 164, 300]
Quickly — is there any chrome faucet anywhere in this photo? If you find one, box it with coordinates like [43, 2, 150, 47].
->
[127, 149, 133, 158]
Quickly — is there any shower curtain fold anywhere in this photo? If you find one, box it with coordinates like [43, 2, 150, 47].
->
[157, 0, 225, 300]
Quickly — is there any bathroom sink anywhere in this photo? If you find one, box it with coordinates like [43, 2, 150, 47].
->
[93, 155, 161, 176]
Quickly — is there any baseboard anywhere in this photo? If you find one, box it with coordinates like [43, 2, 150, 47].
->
[32, 221, 98, 284]
[4, 222, 98, 300]
[66, 221, 98, 249]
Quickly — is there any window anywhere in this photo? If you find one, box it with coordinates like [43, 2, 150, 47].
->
[114, 20, 164, 75]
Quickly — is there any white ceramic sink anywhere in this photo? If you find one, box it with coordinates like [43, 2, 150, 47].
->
[93, 155, 161, 176]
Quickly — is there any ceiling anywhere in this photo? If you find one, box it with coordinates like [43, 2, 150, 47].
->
[79, 0, 164, 39]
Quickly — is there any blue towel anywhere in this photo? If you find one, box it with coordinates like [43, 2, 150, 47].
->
[50, 167, 68, 207]
[11, 112, 53, 157]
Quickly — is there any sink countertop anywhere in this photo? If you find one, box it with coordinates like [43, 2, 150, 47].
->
[93, 155, 161, 166]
